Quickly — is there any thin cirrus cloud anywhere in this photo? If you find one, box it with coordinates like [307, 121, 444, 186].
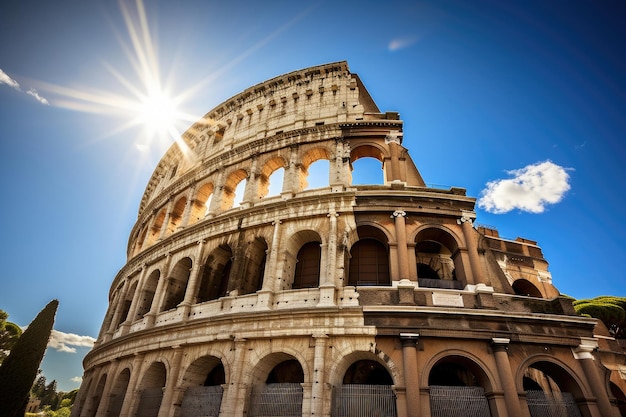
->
[477, 160, 572, 214]
[0, 68, 49, 105]
[388, 37, 418, 51]
[48, 329, 96, 353]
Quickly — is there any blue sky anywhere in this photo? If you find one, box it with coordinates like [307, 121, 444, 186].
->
[1, 0, 625, 392]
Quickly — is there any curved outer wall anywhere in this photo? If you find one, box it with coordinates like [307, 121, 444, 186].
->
[72, 62, 626, 417]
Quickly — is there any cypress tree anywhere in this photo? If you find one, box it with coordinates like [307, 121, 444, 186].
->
[0, 299, 58, 417]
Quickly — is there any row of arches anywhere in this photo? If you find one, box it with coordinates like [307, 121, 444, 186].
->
[132, 141, 387, 256]
[105, 221, 546, 338]
[106, 224, 473, 335]
[75, 347, 617, 417]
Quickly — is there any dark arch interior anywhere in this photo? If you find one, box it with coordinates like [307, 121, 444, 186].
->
[428, 362, 479, 387]
[512, 279, 542, 298]
[343, 360, 393, 385]
[266, 360, 304, 384]
[204, 364, 226, 386]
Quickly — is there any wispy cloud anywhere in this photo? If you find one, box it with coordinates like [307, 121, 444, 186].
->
[478, 160, 572, 214]
[48, 330, 96, 353]
[0, 69, 20, 89]
[0, 68, 49, 105]
[388, 37, 418, 51]
[71, 376, 83, 384]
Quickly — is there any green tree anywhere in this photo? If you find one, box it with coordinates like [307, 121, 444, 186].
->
[0, 300, 58, 417]
[574, 296, 626, 337]
[0, 309, 23, 364]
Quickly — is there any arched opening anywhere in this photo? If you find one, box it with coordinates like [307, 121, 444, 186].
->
[197, 246, 233, 302]
[116, 281, 137, 328]
[105, 368, 130, 417]
[134, 226, 148, 255]
[300, 147, 331, 192]
[180, 357, 225, 417]
[333, 359, 396, 417]
[249, 359, 304, 417]
[415, 229, 463, 290]
[136, 270, 160, 319]
[220, 169, 248, 210]
[293, 242, 321, 289]
[189, 183, 214, 225]
[240, 237, 268, 295]
[135, 362, 167, 417]
[523, 362, 583, 417]
[146, 208, 166, 246]
[512, 279, 543, 298]
[161, 257, 192, 311]
[349, 227, 390, 286]
[83, 374, 107, 417]
[351, 156, 384, 185]
[167, 196, 187, 234]
[428, 357, 493, 417]
[259, 157, 287, 199]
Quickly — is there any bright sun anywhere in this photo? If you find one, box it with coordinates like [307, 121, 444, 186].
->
[138, 87, 179, 138]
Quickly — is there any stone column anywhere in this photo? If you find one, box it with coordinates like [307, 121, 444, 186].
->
[492, 338, 523, 417]
[223, 338, 248, 417]
[145, 253, 172, 327]
[242, 156, 259, 207]
[310, 334, 329, 417]
[157, 199, 174, 240]
[282, 145, 301, 197]
[207, 170, 226, 216]
[106, 280, 129, 336]
[123, 265, 149, 330]
[94, 360, 120, 417]
[573, 338, 617, 417]
[161, 346, 185, 417]
[458, 210, 481, 286]
[400, 333, 420, 417]
[319, 209, 338, 306]
[178, 183, 197, 230]
[330, 139, 351, 191]
[385, 132, 403, 182]
[180, 240, 206, 318]
[392, 210, 411, 281]
[119, 353, 146, 417]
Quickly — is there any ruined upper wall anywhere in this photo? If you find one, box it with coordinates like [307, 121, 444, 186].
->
[139, 61, 388, 214]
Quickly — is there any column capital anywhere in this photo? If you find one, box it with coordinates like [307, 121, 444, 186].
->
[457, 210, 476, 225]
[385, 131, 403, 145]
[400, 333, 420, 346]
[572, 337, 598, 360]
[391, 210, 407, 218]
[491, 337, 511, 351]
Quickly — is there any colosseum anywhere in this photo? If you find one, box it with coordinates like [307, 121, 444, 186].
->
[71, 61, 626, 417]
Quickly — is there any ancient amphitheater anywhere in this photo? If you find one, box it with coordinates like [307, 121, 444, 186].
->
[71, 62, 626, 417]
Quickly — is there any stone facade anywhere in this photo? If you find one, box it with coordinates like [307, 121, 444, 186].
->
[71, 62, 626, 417]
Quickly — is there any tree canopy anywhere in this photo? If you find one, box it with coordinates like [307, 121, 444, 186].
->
[0, 309, 23, 364]
[573, 296, 626, 338]
[0, 300, 58, 417]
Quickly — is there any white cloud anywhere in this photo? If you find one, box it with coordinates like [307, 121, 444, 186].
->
[388, 37, 418, 51]
[478, 160, 572, 214]
[48, 330, 96, 353]
[0, 67, 49, 104]
[71, 376, 83, 384]
[0, 68, 20, 89]
[26, 88, 49, 105]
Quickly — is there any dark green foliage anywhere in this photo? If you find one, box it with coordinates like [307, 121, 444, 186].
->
[0, 300, 58, 417]
[0, 309, 23, 364]
[574, 296, 626, 338]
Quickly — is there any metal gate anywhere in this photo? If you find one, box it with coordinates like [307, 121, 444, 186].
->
[135, 387, 164, 417]
[429, 386, 491, 417]
[248, 383, 303, 417]
[180, 385, 224, 417]
[526, 390, 582, 417]
[332, 385, 397, 417]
